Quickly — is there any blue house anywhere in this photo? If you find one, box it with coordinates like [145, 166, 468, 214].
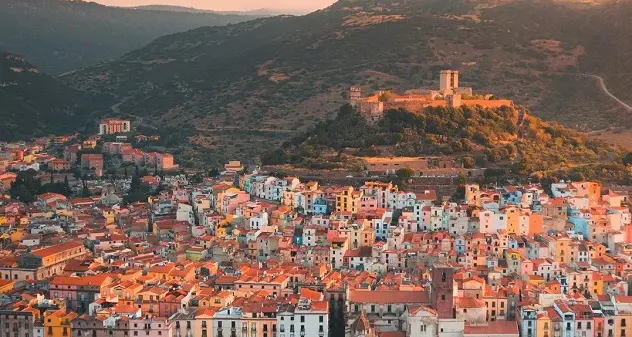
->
[312, 198, 328, 215]
[568, 207, 589, 237]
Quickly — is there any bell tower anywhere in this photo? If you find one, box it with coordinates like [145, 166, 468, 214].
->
[431, 264, 455, 319]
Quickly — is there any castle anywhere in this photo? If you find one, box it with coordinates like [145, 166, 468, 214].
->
[350, 70, 514, 121]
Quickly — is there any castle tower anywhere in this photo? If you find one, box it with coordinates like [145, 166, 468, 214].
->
[439, 70, 459, 92]
[446, 94, 462, 108]
[431, 264, 455, 319]
[349, 87, 362, 106]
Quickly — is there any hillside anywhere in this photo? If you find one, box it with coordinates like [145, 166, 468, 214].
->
[132, 5, 294, 16]
[58, 0, 632, 167]
[264, 104, 628, 182]
[0, 53, 105, 140]
[0, 0, 258, 74]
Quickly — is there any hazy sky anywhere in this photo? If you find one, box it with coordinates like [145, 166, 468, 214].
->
[93, 0, 337, 11]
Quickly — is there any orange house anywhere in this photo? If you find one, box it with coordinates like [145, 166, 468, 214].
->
[529, 214, 544, 235]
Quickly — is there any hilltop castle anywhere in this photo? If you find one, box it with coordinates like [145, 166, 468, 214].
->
[350, 70, 513, 121]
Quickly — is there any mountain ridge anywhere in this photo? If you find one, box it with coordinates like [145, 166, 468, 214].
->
[0, 0, 259, 74]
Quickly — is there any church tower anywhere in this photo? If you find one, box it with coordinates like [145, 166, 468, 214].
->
[431, 264, 455, 319]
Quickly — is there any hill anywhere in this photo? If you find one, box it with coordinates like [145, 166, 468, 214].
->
[132, 5, 295, 16]
[0, 52, 107, 140]
[0, 0, 258, 74]
[57, 0, 632, 167]
[263, 104, 629, 182]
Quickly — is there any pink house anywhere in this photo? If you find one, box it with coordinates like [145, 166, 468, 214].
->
[359, 196, 378, 212]
[521, 259, 534, 276]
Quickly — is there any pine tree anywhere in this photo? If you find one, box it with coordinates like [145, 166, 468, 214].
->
[82, 181, 91, 197]
[63, 176, 72, 197]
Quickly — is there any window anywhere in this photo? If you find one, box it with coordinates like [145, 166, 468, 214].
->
[319, 316, 324, 323]
[300, 316, 305, 323]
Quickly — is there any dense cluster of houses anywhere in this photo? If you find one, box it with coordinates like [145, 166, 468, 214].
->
[0, 158, 631, 337]
[0, 129, 177, 184]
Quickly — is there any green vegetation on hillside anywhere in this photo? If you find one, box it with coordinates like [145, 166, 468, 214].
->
[0, 53, 108, 140]
[264, 104, 628, 182]
[55, 0, 632, 165]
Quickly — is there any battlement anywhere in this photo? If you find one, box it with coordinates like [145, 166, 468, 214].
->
[349, 70, 512, 121]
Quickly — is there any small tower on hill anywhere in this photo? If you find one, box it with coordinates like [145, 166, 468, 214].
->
[440, 70, 459, 93]
[349, 86, 363, 107]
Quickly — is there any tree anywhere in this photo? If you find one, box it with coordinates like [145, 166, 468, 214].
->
[624, 152, 632, 166]
[10, 170, 41, 203]
[208, 168, 220, 177]
[456, 173, 468, 185]
[124, 167, 128, 179]
[462, 156, 475, 169]
[81, 181, 91, 197]
[396, 168, 415, 180]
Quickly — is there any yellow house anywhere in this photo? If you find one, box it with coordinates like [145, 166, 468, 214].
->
[44, 309, 77, 337]
[336, 186, 362, 213]
[555, 236, 572, 264]
[591, 272, 604, 297]
[101, 208, 116, 225]
[504, 207, 520, 234]
[185, 246, 206, 262]
[483, 288, 508, 321]
[616, 312, 632, 337]
[216, 216, 232, 238]
[536, 311, 552, 337]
